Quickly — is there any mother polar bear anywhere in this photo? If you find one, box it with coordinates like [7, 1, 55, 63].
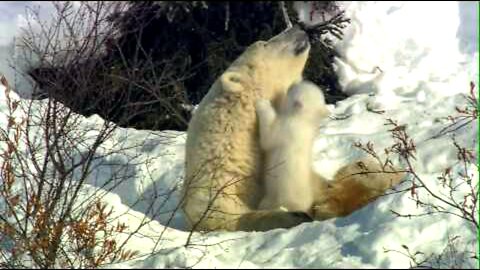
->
[181, 26, 404, 232]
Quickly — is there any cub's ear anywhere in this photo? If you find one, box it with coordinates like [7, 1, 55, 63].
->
[293, 99, 303, 110]
[220, 71, 245, 94]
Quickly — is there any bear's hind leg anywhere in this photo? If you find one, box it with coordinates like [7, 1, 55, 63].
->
[312, 158, 406, 220]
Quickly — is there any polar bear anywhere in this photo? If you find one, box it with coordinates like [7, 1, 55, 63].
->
[256, 81, 330, 214]
[182, 26, 405, 232]
[182, 26, 313, 232]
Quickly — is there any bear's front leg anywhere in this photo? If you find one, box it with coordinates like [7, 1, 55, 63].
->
[237, 209, 312, 231]
[255, 99, 277, 150]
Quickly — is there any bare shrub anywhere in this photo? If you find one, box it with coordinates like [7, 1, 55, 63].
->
[0, 2, 189, 268]
[384, 234, 477, 269]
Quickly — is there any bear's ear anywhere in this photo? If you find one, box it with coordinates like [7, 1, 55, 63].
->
[293, 99, 303, 110]
[220, 71, 245, 94]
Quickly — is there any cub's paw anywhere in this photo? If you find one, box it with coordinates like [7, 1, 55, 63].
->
[255, 99, 272, 111]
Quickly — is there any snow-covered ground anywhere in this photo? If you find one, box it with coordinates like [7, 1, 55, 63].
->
[0, 1, 478, 268]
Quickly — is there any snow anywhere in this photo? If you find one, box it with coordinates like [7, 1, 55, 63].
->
[0, 1, 478, 269]
[0, 1, 57, 98]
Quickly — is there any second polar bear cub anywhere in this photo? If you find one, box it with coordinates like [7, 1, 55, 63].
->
[256, 80, 330, 214]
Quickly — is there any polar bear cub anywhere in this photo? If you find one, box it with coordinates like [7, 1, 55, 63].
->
[256, 80, 330, 214]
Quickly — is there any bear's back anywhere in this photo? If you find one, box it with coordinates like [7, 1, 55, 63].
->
[182, 82, 263, 229]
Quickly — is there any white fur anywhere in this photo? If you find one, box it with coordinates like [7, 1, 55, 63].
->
[257, 81, 330, 213]
[182, 27, 312, 231]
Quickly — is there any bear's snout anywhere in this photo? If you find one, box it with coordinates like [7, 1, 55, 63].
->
[293, 31, 310, 55]
[268, 26, 310, 53]
[273, 26, 310, 55]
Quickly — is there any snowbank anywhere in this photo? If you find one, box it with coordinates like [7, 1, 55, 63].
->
[0, 2, 58, 98]
[337, 2, 478, 101]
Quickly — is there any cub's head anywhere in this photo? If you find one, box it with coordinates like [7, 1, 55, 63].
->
[285, 80, 330, 120]
[220, 26, 311, 101]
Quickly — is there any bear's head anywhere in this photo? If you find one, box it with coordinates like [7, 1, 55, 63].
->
[285, 80, 330, 121]
[220, 26, 311, 103]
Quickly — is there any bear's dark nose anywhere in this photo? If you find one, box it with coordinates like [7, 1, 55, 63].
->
[294, 31, 310, 55]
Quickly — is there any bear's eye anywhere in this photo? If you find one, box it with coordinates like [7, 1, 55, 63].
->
[257, 41, 267, 48]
